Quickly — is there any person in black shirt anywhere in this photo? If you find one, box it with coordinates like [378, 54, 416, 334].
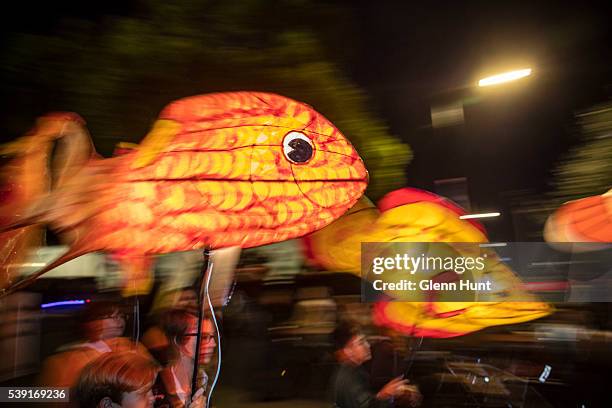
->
[331, 321, 420, 408]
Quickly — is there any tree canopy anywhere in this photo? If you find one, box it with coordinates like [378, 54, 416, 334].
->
[552, 102, 612, 202]
[0, 1, 411, 200]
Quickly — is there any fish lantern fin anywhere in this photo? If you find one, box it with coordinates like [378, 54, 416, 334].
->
[132, 120, 182, 169]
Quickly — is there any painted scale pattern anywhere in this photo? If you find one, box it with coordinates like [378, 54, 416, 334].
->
[37, 92, 367, 254]
[1, 92, 368, 294]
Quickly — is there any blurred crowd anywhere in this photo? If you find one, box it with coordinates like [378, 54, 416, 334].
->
[17, 287, 215, 407]
[1, 271, 607, 408]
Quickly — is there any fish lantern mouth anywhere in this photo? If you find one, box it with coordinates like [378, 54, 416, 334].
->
[278, 129, 368, 209]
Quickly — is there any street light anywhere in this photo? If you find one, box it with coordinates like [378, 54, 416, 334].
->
[478, 68, 532, 87]
[431, 68, 533, 127]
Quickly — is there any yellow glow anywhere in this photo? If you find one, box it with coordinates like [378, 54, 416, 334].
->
[478, 69, 532, 87]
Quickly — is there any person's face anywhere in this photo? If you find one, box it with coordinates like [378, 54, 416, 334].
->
[86, 310, 126, 341]
[119, 382, 155, 408]
[100, 310, 126, 340]
[345, 334, 371, 365]
[98, 383, 155, 408]
[182, 317, 216, 364]
[199, 319, 217, 364]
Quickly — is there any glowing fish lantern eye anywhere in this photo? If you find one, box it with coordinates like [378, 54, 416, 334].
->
[283, 131, 314, 164]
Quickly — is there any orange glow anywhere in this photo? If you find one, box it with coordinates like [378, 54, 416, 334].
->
[0, 92, 368, 294]
[303, 188, 550, 338]
[545, 189, 612, 245]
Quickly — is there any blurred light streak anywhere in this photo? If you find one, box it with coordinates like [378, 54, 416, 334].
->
[40, 299, 85, 308]
[531, 261, 594, 266]
[539, 365, 552, 383]
[522, 281, 570, 291]
[431, 102, 465, 128]
[478, 69, 532, 87]
[460, 212, 500, 219]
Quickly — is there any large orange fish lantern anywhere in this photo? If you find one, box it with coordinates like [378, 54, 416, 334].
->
[0, 92, 368, 295]
[303, 187, 551, 338]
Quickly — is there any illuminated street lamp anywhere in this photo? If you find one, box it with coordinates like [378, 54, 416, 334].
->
[478, 68, 532, 87]
[431, 68, 533, 127]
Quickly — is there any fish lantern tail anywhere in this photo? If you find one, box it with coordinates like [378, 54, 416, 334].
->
[0, 112, 94, 292]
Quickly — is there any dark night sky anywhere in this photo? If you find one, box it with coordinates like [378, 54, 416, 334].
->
[343, 2, 611, 238]
[1, 1, 610, 239]
[347, 2, 610, 190]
